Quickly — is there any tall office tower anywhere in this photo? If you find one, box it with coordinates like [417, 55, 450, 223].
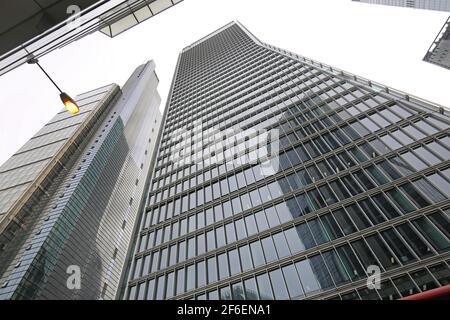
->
[424, 16, 450, 70]
[0, 61, 162, 299]
[124, 22, 450, 301]
[352, 0, 450, 11]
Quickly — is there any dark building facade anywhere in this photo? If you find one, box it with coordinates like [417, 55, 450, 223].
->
[124, 22, 450, 300]
[0, 61, 162, 299]
[0, 0, 183, 76]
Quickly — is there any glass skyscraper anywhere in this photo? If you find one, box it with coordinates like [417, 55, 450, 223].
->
[124, 22, 450, 301]
[424, 16, 450, 70]
[0, 60, 162, 299]
[352, 0, 450, 11]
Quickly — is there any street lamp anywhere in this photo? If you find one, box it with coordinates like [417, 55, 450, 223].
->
[27, 56, 79, 114]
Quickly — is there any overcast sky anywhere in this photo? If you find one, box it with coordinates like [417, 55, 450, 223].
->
[0, 0, 449, 166]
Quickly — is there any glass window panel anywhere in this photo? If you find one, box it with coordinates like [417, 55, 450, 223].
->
[322, 250, 351, 285]
[295, 259, 321, 295]
[345, 203, 372, 230]
[336, 244, 365, 281]
[269, 269, 290, 300]
[358, 198, 386, 225]
[308, 218, 331, 245]
[186, 264, 196, 291]
[371, 193, 401, 219]
[228, 249, 242, 276]
[239, 245, 254, 272]
[396, 223, 434, 259]
[378, 280, 400, 300]
[428, 211, 450, 239]
[207, 257, 218, 284]
[409, 269, 438, 292]
[392, 275, 419, 297]
[282, 264, 305, 299]
[244, 278, 260, 300]
[386, 188, 416, 214]
[351, 239, 381, 270]
[245, 214, 258, 236]
[399, 182, 430, 209]
[250, 241, 266, 267]
[380, 229, 416, 264]
[232, 282, 246, 300]
[333, 208, 357, 235]
[320, 213, 343, 240]
[261, 237, 278, 262]
[412, 217, 450, 252]
[255, 210, 270, 232]
[428, 263, 450, 286]
[295, 223, 317, 250]
[273, 232, 291, 258]
[309, 255, 335, 290]
[365, 234, 398, 270]
[218, 253, 230, 280]
[256, 273, 274, 300]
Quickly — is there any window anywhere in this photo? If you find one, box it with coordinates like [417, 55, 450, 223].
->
[273, 232, 291, 258]
[412, 217, 450, 252]
[322, 250, 351, 285]
[295, 223, 316, 250]
[345, 204, 371, 230]
[281, 264, 305, 299]
[239, 245, 254, 271]
[358, 198, 386, 225]
[283, 227, 305, 253]
[295, 259, 321, 295]
[256, 273, 274, 300]
[250, 241, 266, 267]
[365, 234, 398, 270]
[371, 193, 400, 219]
[351, 239, 380, 269]
[333, 208, 357, 235]
[244, 278, 259, 300]
[336, 244, 365, 281]
[228, 249, 242, 276]
[269, 269, 289, 300]
[380, 229, 416, 264]
[261, 237, 278, 262]
[396, 223, 433, 259]
[207, 257, 218, 284]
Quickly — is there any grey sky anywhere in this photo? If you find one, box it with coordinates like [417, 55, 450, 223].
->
[0, 0, 449, 167]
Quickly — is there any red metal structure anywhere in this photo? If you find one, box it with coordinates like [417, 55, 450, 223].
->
[400, 284, 450, 300]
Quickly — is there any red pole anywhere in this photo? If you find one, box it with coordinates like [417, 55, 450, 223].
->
[399, 284, 450, 300]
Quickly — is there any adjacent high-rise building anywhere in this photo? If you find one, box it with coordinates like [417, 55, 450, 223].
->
[352, 0, 450, 11]
[124, 22, 450, 301]
[352, 0, 450, 71]
[424, 16, 450, 70]
[0, 60, 162, 299]
[0, 0, 184, 76]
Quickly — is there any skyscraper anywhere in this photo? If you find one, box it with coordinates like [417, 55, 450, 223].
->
[124, 22, 450, 300]
[0, 60, 162, 300]
[352, 0, 450, 71]
[424, 16, 450, 70]
[352, 0, 450, 11]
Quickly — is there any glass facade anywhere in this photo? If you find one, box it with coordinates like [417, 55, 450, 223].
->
[424, 16, 450, 71]
[0, 61, 162, 300]
[124, 22, 450, 300]
[352, 0, 450, 11]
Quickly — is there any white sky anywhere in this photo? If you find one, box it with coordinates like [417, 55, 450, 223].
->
[0, 0, 449, 167]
